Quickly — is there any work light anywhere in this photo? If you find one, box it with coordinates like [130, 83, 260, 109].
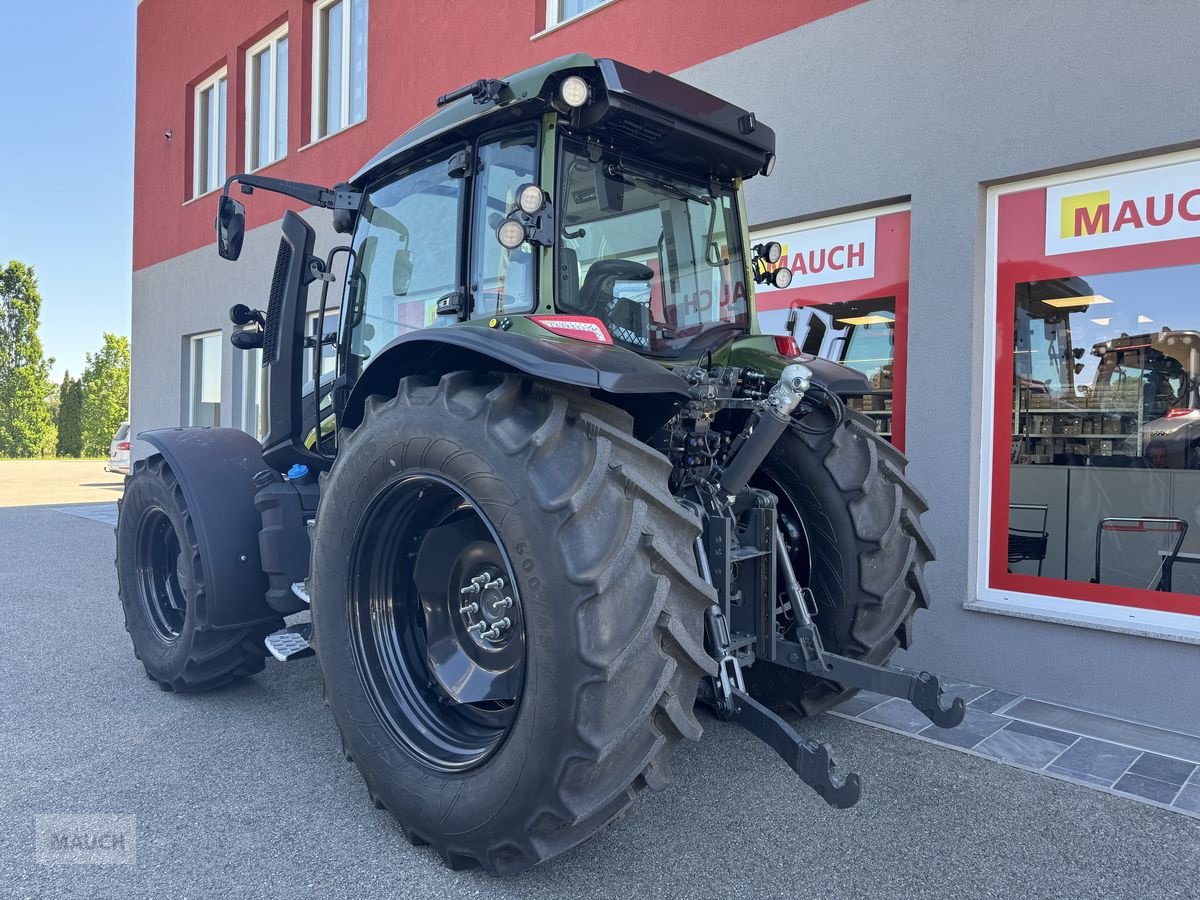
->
[559, 75, 590, 108]
[497, 218, 527, 250]
[517, 183, 546, 215]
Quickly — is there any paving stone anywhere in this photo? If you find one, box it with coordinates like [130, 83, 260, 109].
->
[859, 698, 931, 733]
[1045, 765, 1116, 788]
[835, 692, 889, 717]
[1004, 698, 1200, 763]
[939, 681, 991, 704]
[968, 690, 1020, 713]
[1113, 773, 1183, 805]
[921, 707, 1007, 749]
[1173, 785, 1200, 813]
[1051, 738, 1141, 783]
[975, 726, 1066, 768]
[1128, 752, 1197, 787]
[1003, 719, 1076, 747]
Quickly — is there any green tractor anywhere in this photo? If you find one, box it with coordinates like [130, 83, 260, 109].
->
[115, 54, 961, 874]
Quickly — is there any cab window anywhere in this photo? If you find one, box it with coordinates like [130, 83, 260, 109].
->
[470, 127, 538, 318]
[346, 153, 464, 375]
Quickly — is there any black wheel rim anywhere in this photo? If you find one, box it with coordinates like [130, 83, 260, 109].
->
[134, 507, 188, 642]
[348, 472, 526, 772]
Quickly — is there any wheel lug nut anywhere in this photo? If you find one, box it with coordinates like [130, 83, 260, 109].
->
[484, 577, 505, 590]
[491, 596, 513, 612]
[458, 602, 479, 615]
[467, 622, 485, 635]
[492, 617, 511, 633]
[471, 574, 490, 585]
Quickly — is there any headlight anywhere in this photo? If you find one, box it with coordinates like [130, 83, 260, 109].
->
[771, 266, 793, 289]
[764, 241, 782, 264]
[517, 183, 546, 215]
[496, 218, 527, 250]
[559, 75, 590, 109]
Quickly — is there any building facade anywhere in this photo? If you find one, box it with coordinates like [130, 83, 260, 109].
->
[132, 0, 1200, 733]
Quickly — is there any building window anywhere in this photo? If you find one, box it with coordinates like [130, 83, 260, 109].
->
[193, 69, 228, 197]
[305, 308, 341, 381]
[239, 345, 266, 439]
[188, 332, 222, 427]
[983, 150, 1200, 623]
[247, 27, 288, 171]
[313, 0, 367, 141]
[547, 0, 610, 27]
[752, 206, 911, 448]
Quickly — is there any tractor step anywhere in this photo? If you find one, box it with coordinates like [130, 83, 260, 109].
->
[265, 623, 315, 662]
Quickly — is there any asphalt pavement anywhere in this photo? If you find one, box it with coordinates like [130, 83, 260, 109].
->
[2, 503, 1199, 900]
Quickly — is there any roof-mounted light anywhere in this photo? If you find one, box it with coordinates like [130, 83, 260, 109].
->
[559, 75, 590, 109]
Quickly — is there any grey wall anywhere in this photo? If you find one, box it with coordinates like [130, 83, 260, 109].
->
[131, 213, 338, 454]
[131, 0, 1200, 733]
[680, 0, 1200, 732]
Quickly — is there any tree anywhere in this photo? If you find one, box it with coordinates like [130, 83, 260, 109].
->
[56, 372, 84, 457]
[0, 261, 56, 457]
[81, 333, 130, 457]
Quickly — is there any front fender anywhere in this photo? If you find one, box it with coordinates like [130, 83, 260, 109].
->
[138, 427, 279, 630]
[342, 327, 692, 439]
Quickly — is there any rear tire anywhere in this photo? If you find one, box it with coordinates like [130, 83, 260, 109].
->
[310, 372, 716, 874]
[115, 456, 281, 691]
[745, 408, 934, 717]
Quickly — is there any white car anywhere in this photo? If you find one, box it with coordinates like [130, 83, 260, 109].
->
[106, 421, 131, 475]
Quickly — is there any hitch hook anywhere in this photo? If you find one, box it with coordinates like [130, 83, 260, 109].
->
[729, 688, 861, 809]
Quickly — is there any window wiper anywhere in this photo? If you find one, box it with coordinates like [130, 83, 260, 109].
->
[607, 162, 711, 206]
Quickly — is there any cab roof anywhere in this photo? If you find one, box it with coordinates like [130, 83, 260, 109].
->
[352, 54, 776, 187]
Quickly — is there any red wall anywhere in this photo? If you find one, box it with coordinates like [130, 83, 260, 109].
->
[133, 0, 866, 271]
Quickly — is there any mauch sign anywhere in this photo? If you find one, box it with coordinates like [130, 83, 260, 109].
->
[756, 217, 876, 292]
[1045, 157, 1200, 255]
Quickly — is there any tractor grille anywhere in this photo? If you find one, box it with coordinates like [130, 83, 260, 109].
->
[263, 238, 291, 364]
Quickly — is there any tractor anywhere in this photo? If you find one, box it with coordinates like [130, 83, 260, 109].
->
[115, 54, 962, 874]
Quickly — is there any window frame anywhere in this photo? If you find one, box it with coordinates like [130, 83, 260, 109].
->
[976, 147, 1200, 640]
[545, 0, 614, 30]
[192, 68, 228, 199]
[245, 25, 289, 173]
[311, 0, 367, 142]
[238, 344, 266, 439]
[187, 331, 223, 427]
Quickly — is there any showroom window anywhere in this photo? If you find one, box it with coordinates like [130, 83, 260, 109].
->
[547, 0, 611, 28]
[313, 0, 367, 141]
[193, 68, 227, 197]
[246, 26, 288, 171]
[188, 332, 222, 427]
[752, 206, 911, 448]
[983, 150, 1200, 622]
[239, 345, 266, 439]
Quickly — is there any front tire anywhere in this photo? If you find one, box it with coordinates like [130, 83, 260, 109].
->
[115, 456, 281, 691]
[310, 372, 715, 874]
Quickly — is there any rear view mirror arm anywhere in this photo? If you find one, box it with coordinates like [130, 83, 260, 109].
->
[222, 174, 362, 212]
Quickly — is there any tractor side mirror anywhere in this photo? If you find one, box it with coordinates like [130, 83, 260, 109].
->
[216, 195, 246, 261]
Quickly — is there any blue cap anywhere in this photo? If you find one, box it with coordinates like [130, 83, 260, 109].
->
[287, 464, 310, 480]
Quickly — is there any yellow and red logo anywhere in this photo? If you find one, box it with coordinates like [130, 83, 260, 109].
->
[1046, 159, 1200, 254]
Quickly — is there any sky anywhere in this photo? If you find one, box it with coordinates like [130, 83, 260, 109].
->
[0, 1, 136, 382]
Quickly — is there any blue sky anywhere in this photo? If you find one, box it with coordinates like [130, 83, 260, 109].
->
[0, 2, 135, 382]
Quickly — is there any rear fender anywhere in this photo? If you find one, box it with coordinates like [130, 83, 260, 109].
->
[342, 327, 692, 439]
[137, 427, 280, 630]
